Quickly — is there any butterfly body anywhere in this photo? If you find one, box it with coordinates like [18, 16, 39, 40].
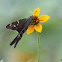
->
[6, 16, 35, 48]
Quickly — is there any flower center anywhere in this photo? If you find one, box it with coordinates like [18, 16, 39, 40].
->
[31, 17, 39, 26]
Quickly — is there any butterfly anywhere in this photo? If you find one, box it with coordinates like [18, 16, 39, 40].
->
[6, 16, 38, 48]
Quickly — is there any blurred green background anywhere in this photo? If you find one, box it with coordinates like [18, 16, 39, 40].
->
[0, 0, 62, 62]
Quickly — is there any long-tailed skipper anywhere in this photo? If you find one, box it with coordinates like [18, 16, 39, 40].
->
[6, 16, 38, 48]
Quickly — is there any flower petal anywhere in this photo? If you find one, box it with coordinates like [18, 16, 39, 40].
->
[27, 25, 34, 34]
[34, 24, 42, 33]
[38, 15, 50, 22]
[32, 8, 40, 17]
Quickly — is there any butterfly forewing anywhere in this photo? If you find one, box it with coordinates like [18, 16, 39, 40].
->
[6, 18, 27, 32]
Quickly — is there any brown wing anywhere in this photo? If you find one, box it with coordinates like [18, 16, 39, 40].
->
[6, 16, 34, 48]
[6, 19, 26, 32]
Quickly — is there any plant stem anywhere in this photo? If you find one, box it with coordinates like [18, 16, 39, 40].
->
[38, 33, 40, 62]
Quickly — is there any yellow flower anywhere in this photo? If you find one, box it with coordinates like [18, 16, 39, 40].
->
[27, 8, 50, 34]
[32, 8, 40, 17]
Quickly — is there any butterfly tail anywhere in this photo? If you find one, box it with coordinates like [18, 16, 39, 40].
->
[10, 33, 22, 48]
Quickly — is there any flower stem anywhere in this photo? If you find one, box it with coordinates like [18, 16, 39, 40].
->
[37, 33, 40, 62]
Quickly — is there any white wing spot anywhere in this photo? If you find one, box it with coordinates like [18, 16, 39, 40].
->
[16, 21, 19, 26]
[14, 25, 16, 27]
[17, 21, 19, 24]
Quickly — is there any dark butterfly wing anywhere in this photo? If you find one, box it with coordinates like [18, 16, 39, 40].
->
[10, 33, 22, 48]
[6, 21, 18, 30]
[6, 19, 27, 48]
[13, 16, 34, 47]
[16, 19, 27, 33]
[6, 16, 34, 48]
[6, 19, 27, 32]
